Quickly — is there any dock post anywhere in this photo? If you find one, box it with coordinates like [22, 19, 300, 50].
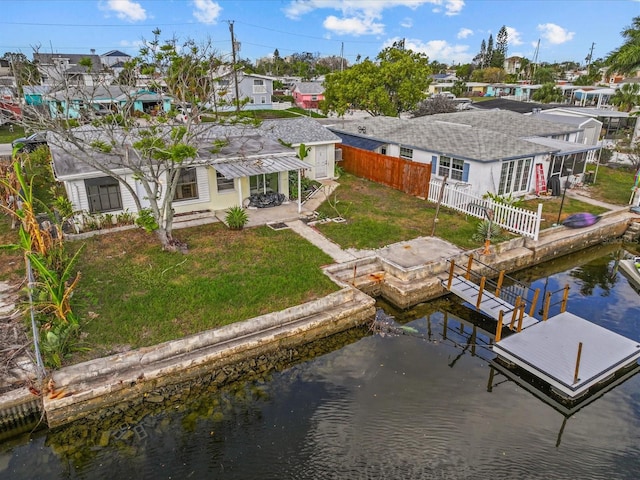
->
[510, 296, 522, 330]
[561, 284, 570, 313]
[465, 254, 474, 280]
[352, 265, 357, 284]
[529, 288, 540, 317]
[542, 291, 552, 321]
[496, 311, 504, 342]
[447, 260, 455, 290]
[495, 270, 505, 297]
[476, 276, 486, 309]
[573, 342, 583, 384]
[517, 303, 525, 332]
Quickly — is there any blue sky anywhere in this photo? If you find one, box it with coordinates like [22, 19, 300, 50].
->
[1, 0, 639, 66]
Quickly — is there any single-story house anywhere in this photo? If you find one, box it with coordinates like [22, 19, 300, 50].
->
[43, 85, 172, 119]
[540, 107, 639, 140]
[329, 109, 599, 197]
[49, 117, 340, 221]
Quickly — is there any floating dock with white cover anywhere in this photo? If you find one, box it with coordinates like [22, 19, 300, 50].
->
[444, 255, 640, 400]
[493, 312, 640, 398]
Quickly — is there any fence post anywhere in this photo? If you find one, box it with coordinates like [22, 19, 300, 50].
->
[533, 203, 543, 242]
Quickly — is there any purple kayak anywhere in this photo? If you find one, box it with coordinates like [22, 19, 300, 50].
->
[562, 212, 601, 228]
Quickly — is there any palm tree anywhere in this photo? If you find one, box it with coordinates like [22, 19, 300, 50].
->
[610, 82, 640, 112]
[606, 16, 640, 75]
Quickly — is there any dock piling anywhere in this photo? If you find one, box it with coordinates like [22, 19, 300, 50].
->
[573, 342, 583, 384]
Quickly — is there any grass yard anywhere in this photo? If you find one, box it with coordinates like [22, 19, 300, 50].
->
[522, 196, 609, 230]
[313, 173, 485, 250]
[69, 223, 339, 360]
[0, 124, 25, 144]
[586, 164, 638, 205]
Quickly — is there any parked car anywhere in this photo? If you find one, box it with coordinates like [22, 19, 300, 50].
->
[11, 132, 48, 152]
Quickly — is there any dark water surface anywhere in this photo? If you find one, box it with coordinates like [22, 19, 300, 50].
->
[2, 244, 640, 479]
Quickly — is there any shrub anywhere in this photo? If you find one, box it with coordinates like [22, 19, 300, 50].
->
[225, 205, 249, 230]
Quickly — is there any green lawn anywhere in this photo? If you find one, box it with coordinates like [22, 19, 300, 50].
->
[0, 124, 25, 144]
[70, 223, 339, 359]
[313, 173, 485, 250]
[522, 196, 608, 230]
[586, 164, 637, 205]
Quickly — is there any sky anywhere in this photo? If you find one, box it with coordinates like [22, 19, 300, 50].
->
[1, 0, 639, 67]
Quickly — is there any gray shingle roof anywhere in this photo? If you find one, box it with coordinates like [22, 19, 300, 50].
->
[258, 117, 340, 145]
[330, 116, 555, 162]
[293, 82, 324, 95]
[424, 109, 580, 137]
[49, 119, 337, 179]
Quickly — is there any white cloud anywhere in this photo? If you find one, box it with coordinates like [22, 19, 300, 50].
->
[537, 23, 575, 45]
[457, 28, 473, 39]
[283, 0, 465, 35]
[401, 17, 414, 28]
[384, 36, 472, 64]
[100, 0, 146, 22]
[192, 0, 222, 24]
[119, 39, 144, 49]
[324, 15, 385, 36]
[505, 26, 523, 46]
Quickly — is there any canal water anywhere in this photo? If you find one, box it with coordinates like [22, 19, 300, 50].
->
[2, 244, 640, 479]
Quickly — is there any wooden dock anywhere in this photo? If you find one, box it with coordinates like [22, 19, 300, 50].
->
[444, 255, 640, 399]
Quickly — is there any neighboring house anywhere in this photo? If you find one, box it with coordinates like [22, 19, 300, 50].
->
[33, 52, 110, 87]
[213, 71, 275, 110]
[329, 109, 599, 198]
[541, 107, 639, 140]
[43, 85, 172, 119]
[0, 59, 11, 77]
[292, 82, 324, 109]
[100, 50, 132, 68]
[48, 118, 340, 222]
[503, 56, 523, 75]
[526, 111, 602, 146]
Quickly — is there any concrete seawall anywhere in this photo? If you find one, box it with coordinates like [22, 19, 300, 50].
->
[0, 208, 636, 431]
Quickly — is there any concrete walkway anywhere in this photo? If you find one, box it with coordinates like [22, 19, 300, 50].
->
[286, 220, 358, 263]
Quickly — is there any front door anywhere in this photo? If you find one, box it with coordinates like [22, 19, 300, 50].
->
[315, 146, 327, 178]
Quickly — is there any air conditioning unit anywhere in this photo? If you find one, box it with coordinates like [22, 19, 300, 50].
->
[335, 148, 342, 161]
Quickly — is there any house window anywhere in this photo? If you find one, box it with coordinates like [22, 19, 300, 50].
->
[216, 171, 235, 192]
[438, 156, 465, 181]
[250, 173, 279, 195]
[174, 168, 198, 201]
[85, 176, 122, 213]
[400, 147, 413, 159]
[253, 79, 266, 94]
[498, 157, 532, 195]
[261, 96, 266, 104]
[380, 146, 387, 155]
[311, 95, 318, 101]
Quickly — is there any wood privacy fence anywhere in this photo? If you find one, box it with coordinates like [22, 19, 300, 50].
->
[428, 179, 543, 241]
[339, 145, 431, 198]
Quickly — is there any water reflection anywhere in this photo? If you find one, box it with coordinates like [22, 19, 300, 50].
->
[2, 244, 640, 479]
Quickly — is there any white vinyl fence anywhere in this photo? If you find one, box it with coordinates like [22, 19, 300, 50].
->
[428, 179, 543, 241]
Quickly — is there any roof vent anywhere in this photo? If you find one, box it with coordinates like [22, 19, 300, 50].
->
[357, 126, 366, 134]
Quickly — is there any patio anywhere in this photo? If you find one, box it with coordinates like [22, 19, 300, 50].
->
[172, 179, 338, 230]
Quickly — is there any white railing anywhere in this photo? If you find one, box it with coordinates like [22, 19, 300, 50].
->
[428, 179, 543, 241]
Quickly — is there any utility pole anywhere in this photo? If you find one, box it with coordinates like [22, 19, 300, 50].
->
[586, 42, 595, 69]
[228, 20, 241, 113]
[340, 42, 344, 72]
